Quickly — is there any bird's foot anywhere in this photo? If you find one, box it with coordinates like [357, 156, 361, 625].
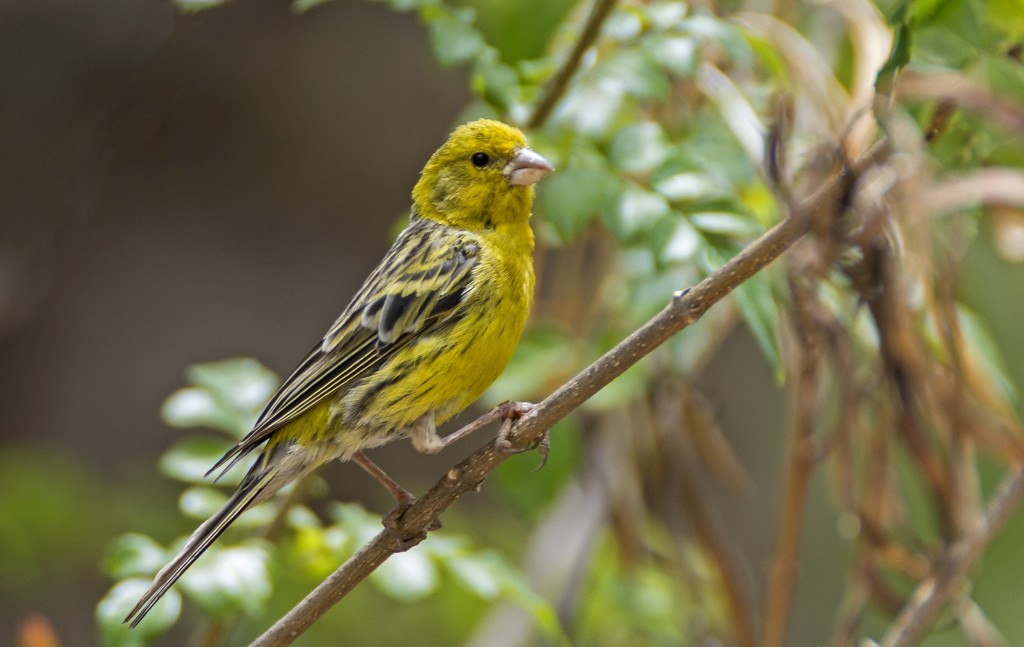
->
[382, 501, 441, 552]
[493, 403, 550, 470]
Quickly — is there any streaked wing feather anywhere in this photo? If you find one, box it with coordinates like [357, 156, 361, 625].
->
[209, 220, 479, 476]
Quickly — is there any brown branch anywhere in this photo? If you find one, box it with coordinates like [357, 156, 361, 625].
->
[896, 71, 1024, 134]
[672, 388, 757, 647]
[526, 0, 618, 130]
[249, 144, 891, 647]
[762, 269, 825, 647]
[918, 169, 1024, 216]
[880, 465, 1024, 647]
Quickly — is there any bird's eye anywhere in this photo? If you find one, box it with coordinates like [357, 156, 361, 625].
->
[471, 152, 490, 167]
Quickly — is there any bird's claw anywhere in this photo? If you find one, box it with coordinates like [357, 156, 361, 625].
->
[493, 402, 550, 470]
[532, 431, 550, 472]
[382, 501, 440, 552]
[494, 401, 533, 451]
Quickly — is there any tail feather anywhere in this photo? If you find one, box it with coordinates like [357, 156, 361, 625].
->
[123, 472, 272, 627]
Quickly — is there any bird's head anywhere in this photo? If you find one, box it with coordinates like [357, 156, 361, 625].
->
[412, 119, 553, 230]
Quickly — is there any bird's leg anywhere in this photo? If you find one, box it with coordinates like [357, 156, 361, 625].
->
[410, 401, 536, 455]
[352, 450, 437, 547]
[408, 412, 444, 454]
[352, 450, 414, 505]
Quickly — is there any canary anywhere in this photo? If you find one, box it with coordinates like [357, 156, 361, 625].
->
[125, 119, 553, 626]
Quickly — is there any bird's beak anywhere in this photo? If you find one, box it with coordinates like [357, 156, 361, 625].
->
[504, 148, 554, 186]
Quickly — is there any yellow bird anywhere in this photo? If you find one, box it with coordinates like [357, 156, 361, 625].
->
[125, 119, 553, 626]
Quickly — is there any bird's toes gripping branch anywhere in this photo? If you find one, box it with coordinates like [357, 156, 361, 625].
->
[382, 502, 442, 552]
[493, 401, 550, 470]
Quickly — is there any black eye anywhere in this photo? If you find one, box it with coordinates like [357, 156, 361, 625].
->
[471, 152, 489, 167]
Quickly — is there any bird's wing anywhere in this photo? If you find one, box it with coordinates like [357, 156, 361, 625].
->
[209, 220, 480, 476]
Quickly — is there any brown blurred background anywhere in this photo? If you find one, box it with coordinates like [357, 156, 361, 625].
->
[0, 0, 474, 639]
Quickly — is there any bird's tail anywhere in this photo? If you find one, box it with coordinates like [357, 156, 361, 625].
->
[123, 464, 275, 628]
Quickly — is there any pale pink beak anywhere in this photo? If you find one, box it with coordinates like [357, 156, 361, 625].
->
[504, 148, 554, 186]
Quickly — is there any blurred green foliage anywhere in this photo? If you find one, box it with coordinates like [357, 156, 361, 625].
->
[99, 359, 567, 645]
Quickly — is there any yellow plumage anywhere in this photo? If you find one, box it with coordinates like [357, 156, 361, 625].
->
[125, 119, 552, 626]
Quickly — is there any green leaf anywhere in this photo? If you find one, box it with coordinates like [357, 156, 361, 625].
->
[162, 358, 278, 438]
[181, 543, 272, 617]
[731, 268, 782, 379]
[161, 387, 237, 435]
[986, 0, 1024, 40]
[604, 8, 643, 42]
[690, 211, 761, 238]
[600, 48, 670, 100]
[537, 166, 619, 242]
[98, 578, 180, 646]
[609, 122, 670, 174]
[876, 9, 913, 95]
[642, 1, 687, 30]
[329, 502, 389, 542]
[457, 550, 571, 646]
[985, 54, 1024, 107]
[473, 55, 521, 113]
[446, 552, 502, 599]
[661, 217, 701, 263]
[286, 504, 322, 530]
[371, 547, 439, 600]
[104, 533, 169, 579]
[556, 81, 625, 136]
[179, 486, 228, 520]
[680, 14, 752, 66]
[653, 173, 716, 202]
[186, 358, 278, 415]
[643, 34, 697, 76]
[426, 7, 486, 67]
[158, 436, 235, 484]
[607, 185, 671, 241]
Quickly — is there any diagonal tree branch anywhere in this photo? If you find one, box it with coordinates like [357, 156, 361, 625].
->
[526, 0, 618, 130]
[248, 141, 891, 647]
[881, 465, 1024, 647]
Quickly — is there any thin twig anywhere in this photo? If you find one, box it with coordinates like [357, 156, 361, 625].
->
[670, 386, 757, 647]
[881, 465, 1024, 647]
[526, 0, 618, 130]
[248, 142, 889, 647]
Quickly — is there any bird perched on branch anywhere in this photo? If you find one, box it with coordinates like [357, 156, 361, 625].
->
[125, 119, 553, 627]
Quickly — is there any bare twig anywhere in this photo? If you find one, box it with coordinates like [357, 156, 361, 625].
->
[918, 169, 1024, 216]
[881, 466, 1024, 647]
[526, 0, 618, 130]
[248, 142, 889, 646]
[953, 595, 1007, 647]
[896, 71, 1024, 133]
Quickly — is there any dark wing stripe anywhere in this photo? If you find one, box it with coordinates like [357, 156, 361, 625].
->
[379, 293, 416, 343]
[359, 296, 385, 328]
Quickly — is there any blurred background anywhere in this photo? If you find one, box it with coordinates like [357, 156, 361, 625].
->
[3, 1, 1024, 646]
